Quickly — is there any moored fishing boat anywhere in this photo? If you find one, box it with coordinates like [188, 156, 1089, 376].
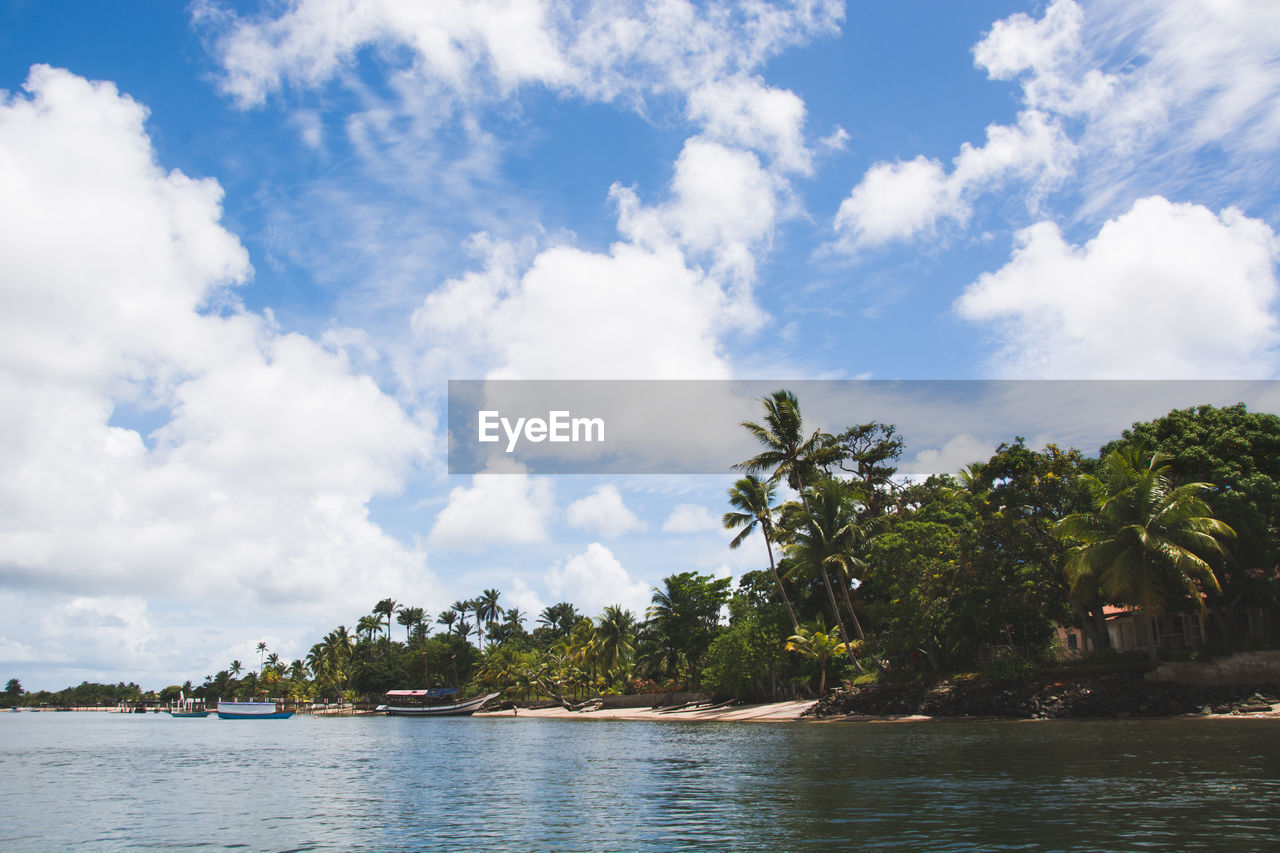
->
[216, 700, 294, 720]
[377, 689, 499, 717]
[168, 693, 210, 718]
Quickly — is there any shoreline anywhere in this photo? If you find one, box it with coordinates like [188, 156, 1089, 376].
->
[475, 698, 818, 722]
[475, 697, 1280, 723]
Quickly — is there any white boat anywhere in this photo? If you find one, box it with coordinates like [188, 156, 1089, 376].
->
[377, 690, 499, 717]
[216, 700, 294, 720]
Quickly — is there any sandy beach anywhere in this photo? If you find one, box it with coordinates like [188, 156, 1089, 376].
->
[475, 698, 818, 722]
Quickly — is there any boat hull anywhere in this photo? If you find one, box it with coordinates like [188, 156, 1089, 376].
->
[168, 711, 211, 718]
[380, 693, 498, 717]
[215, 701, 294, 719]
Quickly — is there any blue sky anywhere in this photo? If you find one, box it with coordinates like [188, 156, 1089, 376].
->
[2, 0, 1278, 690]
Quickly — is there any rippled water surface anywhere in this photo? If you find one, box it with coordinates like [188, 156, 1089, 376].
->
[2, 712, 1279, 851]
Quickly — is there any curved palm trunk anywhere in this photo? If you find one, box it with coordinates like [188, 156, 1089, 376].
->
[796, 488, 859, 671]
[837, 579, 866, 642]
[762, 535, 799, 632]
[817, 561, 860, 669]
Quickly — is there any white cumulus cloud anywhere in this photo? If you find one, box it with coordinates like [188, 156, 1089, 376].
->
[544, 543, 652, 617]
[0, 65, 439, 686]
[566, 485, 646, 538]
[955, 196, 1280, 378]
[428, 463, 556, 552]
[661, 503, 721, 534]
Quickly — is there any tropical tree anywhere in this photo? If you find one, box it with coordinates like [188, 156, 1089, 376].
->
[356, 615, 383, 648]
[1115, 404, 1280, 647]
[824, 421, 904, 519]
[537, 602, 583, 640]
[256, 641, 269, 671]
[486, 607, 528, 646]
[734, 389, 838, 494]
[397, 606, 426, 643]
[450, 600, 475, 645]
[724, 475, 798, 631]
[643, 572, 731, 685]
[778, 479, 867, 666]
[373, 599, 399, 643]
[437, 609, 458, 634]
[229, 660, 243, 678]
[475, 589, 504, 649]
[786, 621, 854, 695]
[734, 389, 854, 651]
[594, 605, 637, 682]
[1057, 446, 1235, 662]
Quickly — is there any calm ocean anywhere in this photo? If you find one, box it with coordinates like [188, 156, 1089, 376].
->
[2, 712, 1278, 851]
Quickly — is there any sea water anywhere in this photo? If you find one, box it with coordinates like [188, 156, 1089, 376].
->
[2, 712, 1279, 851]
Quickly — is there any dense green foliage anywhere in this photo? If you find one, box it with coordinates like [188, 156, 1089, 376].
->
[9, 400, 1271, 705]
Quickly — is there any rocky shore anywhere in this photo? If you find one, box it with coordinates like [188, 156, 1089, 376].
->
[807, 673, 1280, 720]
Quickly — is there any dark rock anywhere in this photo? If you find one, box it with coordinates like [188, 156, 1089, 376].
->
[806, 674, 1280, 720]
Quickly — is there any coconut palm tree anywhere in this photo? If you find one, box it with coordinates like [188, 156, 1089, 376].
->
[255, 641, 269, 671]
[229, 659, 243, 678]
[595, 605, 637, 682]
[724, 474, 798, 631]
[734, 389, 837, 492]
[1057, 446, 1234, 662]
[779, 479, 868, 667]
[735, 390, 852, 647]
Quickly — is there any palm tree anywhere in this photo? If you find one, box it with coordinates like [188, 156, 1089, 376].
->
[305, 645, 324, 679]
[724, 475, 798, 631]
[397, 606, 426, 643]
[356, 614, 382, 646]
[255, 641, 269, 671]
[786, 621, 854, 695]
[779, 479, 868, 667]
[437, 609, 458, 634]
[265, 652, 281, 674]
[1058, 447, 1234, 662]
[475, 589, 504, 649]
[538, 603, 582, 638]
[229, 659, 243, 678]
[735, 390, 854, 649]
[373, 598, 399, 643]
[735, 389, 839, 492]
[595, 605, 637, 682]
